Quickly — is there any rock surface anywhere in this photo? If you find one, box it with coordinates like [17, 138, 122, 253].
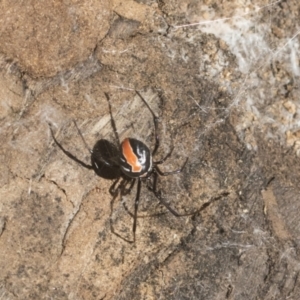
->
[1, 0, 300, 299]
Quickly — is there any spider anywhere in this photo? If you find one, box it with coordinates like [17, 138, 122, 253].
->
[50, 91, 190, 243]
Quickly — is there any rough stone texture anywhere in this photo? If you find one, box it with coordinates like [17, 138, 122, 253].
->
[1, 0, 300, 299]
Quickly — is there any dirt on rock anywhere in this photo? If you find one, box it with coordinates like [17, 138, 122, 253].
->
[1, 1, 300, 299]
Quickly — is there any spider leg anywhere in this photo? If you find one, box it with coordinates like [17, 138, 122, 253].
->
[73, 120, 92, 153]
[148, 172, 180, 217]
[154, 157, 188, 176]
[104, 93, 121, 146]
[123, 205, 167, 218]
[132, 179, 142, 243]
[49, 124, 93, 170]
[154, 147, 174, 165]
[136, 91, 160, 156]
[123, 179, 136, 195]
[109, 177, 135, 195]
[122, 196, 167, 219]
[149, 172, 202, 217]
[109, 178, 135, 243]
[109, 177, 123, 196]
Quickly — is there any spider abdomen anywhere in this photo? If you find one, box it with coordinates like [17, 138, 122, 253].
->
[120, 138, 152, 178]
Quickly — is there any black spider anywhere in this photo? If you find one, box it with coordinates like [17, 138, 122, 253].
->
[50, 91, 192, 243]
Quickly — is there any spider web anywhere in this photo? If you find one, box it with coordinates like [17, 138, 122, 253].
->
[169, 0, 300, 154]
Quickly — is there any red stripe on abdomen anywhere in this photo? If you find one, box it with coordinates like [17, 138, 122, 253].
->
[121, 139, 142, 173]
